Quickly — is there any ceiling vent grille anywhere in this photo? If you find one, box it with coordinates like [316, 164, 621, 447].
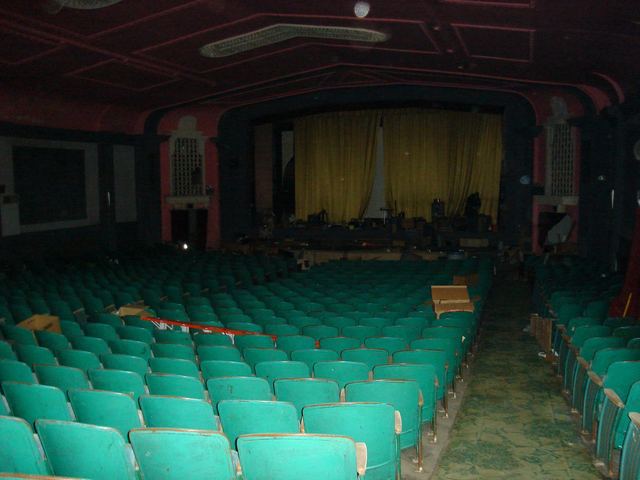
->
[200, 24, 389, 58]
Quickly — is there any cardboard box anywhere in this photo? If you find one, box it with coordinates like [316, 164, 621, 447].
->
[118, 304, 150, 317]
[17, 314, 61, 333]
[452, 273, 479, 286]
[460, 238, 489, 248]
[431, 285, 475, 318]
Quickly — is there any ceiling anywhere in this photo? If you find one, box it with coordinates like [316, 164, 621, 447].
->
[0, 0, 639, 115]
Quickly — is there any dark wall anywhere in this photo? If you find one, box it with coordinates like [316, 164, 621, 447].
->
[577, 99, 640, 269]
[0, 122, 163, 262]
[217, 85, 537, 243]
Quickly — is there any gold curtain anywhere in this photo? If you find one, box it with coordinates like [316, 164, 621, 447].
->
[383, 109, 503, 222]
[295, 110, 381, 223]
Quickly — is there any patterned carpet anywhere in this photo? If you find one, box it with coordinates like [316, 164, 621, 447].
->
[432, 274, 601, 480]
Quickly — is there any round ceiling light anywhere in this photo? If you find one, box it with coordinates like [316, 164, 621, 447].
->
[354, 1, 370, 18]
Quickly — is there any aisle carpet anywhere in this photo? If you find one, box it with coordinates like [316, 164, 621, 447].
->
[432, 274, 600, 479]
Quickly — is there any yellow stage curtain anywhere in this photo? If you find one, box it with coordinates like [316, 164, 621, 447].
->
[295, 110, 381, 223]
[383, 109, 503, 222]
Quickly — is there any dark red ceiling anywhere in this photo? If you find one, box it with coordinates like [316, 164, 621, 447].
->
[0, 0, 639, 114]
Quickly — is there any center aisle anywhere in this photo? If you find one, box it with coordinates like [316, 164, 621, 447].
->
[431, 271, 600, 479]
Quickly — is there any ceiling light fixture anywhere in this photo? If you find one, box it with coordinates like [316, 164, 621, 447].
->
[47, 0, 124, 10]
[200, 24, 388, 58]
[354, 1, 370, 18]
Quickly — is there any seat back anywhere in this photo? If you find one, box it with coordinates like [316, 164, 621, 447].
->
[100, 353, 148, 377]
[88, 368, 146, 401]
[193, 333, 233, 347]
[393, 349, 448, 397]
[116, 325, 154, 344]
[207, 376, 272, 413]
[57, 349, 101, 373]
[237, 433, 361, 480]
[319, 336, 361, 354]
[69, 389, 142, 439]
[149, 357, 200, 378]
[579, 337, 626, 361]
[341, 325, 379, 343]
[570, 325, 612, 348]
[255, 361, 310, 389]
[313, 361, 369, 390]
[130, 428, 235, 480]
[275, 335, 316, 355]
[151, 343, 197, 362]
[34, 365, 89, 398]
[620, 412, 640, 480]
[197, 345, 242, 362]
[153, 329, 193, 346]
[302, 325, 339, 341]
[146, 373, 205, 400]
[217, 399, 299, 449]
[0, 341, 17, 361]
[243, 348, 288, 370]
[234, 334, 274, 352]
[291, 349, 340, 371]
[0, 415, 49, 475]
[373, 363, 438, 422]
[36, 419, 136, 480]
[346, 379, 421, 449]
[2, 326, 36, 346]
[0, 359, 35, 388]
[84, 323, 119, 342]
[602, 361, 640, 400]
[274, 378, 340, 419]
[364, 337, 407, 355]
[303, 402, 397, 480]
[200, 360, 252, 379]
[70, 336, 110, 356]
[3, 382, 72, 425]
[34, 331, 70, 353]
[140, 395, 218, 431]
[341, 348, 388, 371]
[108, 339, 151, 360]
[16, 345, 56, 368]
[591, 348, 640, 377]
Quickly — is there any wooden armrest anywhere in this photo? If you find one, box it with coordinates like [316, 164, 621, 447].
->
[587, 370, 603, 387]
[604, 388, 625, 409]
[577, 357, 589, 369]
[339, 388, 346, 402]
[299, 418, 305, 433]
[394, 410, 402, 435]
[355, 442, 368, 476]
[629, 412, 640, 428]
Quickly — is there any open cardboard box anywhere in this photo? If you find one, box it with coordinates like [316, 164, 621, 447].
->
[452, 273, 478, 286]
[17, 314, 61, 333]
[431, 285, 475, 318]
[118, 304, 150, 317]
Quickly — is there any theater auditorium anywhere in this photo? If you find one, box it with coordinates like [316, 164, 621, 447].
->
[0, 1, 640, 479]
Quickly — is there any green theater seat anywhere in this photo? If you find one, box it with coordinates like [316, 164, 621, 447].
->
[237, 433, 364, 480]
[140, 395, 218, 431]
[69, 389, 142, 440]
[0, 415, 50, 476]
[130, 428, 235, 480]
[36, 419, 136, 480]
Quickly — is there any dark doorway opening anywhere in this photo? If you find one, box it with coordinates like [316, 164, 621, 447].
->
[171, 209, 208, 249]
